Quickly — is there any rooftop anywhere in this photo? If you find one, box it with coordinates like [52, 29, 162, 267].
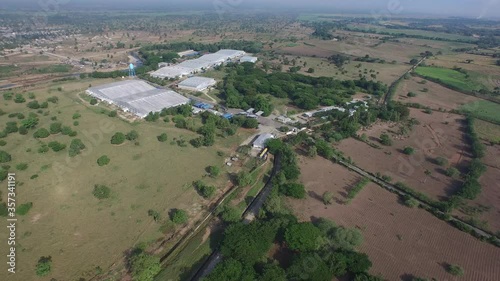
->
[178, 77, 216, 88]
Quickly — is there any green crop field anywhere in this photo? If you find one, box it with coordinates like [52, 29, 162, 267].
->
[460, 100, 500, 124]
[414, 66, 484, 93]
[474, 119, 500, 144]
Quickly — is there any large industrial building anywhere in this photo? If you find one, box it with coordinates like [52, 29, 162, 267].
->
[86, 80, 189, 118]
[150, 49, 246, 79]
[178, 77, 217, 91]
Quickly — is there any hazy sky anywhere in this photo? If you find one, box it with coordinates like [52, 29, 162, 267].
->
[1, 0, 499, 18]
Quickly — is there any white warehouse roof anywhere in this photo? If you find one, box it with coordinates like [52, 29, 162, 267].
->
[253, 133, 275, 149]
[86, 80, 189, 118]
[178, 77, 217, 91]
[240, 56, 258, 63]
[150, 49, 246, 79]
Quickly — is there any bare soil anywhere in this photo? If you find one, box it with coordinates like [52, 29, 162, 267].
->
[292, 156, 500, 281]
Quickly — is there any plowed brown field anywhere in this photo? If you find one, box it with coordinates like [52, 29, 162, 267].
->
[291, 156, 500, 281]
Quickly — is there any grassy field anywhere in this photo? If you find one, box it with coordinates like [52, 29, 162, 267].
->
[461, 100, 500, 124]
[414, 66, 484, 93]
[0, 78, 251, 280]
[474, 119, 500, 143]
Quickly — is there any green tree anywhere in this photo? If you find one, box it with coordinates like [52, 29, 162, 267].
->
[285, 222, 321, 252]
[259, 263, 286, 281]
[287, 253, 332, 281]
[126, 130, 139, 141]
[69, 139, 86, 157]
[129, 252, 161, 281]
[97, 155, 110, 166]
[207, 165, 221, 178]
[33, 128, 50, 138]
[447, 264, 464, 276]
[445, 167, 459, 178]
[48, 141, 66, 152]
[0, 150, 12, 163]
[90, 98, 98, 105]
[93, 185, 111, 199]
[111, 132, 126, 145]
[49, 122, 62, 134]
[205, 258, 246, 281]
[435, 157, 448, 166]
[170, 209, 188, 224]
[14, 94, 26, 103]
[157, 133, 168, 142]
[237, 171, 253, 187]
[403, 146, 415, 155]
[379, 133, 392, 146]
[35, 256, 52, 277]
[279, 183, 306, 199]
[322, 191, 334, 205]
[307, 146, 318, 158]
[21, 117, 38, 129]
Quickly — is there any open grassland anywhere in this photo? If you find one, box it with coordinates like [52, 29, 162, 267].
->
[336, 109, 471, 201]
[347, 23, 476, 42]
[292, 156, 500, 281]
[474, 120, 500, 143]
[414, 66, 484, 93]
[396, 76, 480, 110]
[460, 100, 500, 124]
[0, 78, 251, 280]
[425, 54, 500, 91]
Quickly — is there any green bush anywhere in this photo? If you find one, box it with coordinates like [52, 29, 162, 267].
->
[35, 256, 52, 277]
[407, 92, 417, 97]
[48, 141, 66, 152]
[0, 150, 12, 163]
[346, 178, 370, 200]
[16, 163, 28, 171]
[157, 133, 168, 142]
[129, 252, 161, 281]
[21, 116, 38, 129]
[92, 185, 111, 199]
[72, 113, 81, 119]
[40, 101, 48, 109]
[285, 222, 321, 251]
[16, 202, 33, 215]
[14, 94, 26, 103]
[111, 132, 126, 145]
[0, 140, 6, 146]
[97, 155, 110, 166]
[90, 98, 98, 105]
[445, 167, 459, 177]
[126, 130, 139, 141]
[3, 92, 13, 100]
[18, 126, 28, 135]
[194, 181, 216, 198]
[170, 209, 188, 224]
[380, 133, 393, 146]
[108, 110, 117, 117]
[5, 122, 18, 134]
[207, 165, 221, 178]
[69, 139, 86, 157]
[33, 128, 50, 138]
[435, 157, 448, 166]
[403, 146, 416, 155]
[38, 145, 49, 154]
[49, 122, 62, 134]
[27, 100, 40, 109]
[447, 264, 464, 276]
[279, 183, 306, 199]
[404, 197, 419, 208]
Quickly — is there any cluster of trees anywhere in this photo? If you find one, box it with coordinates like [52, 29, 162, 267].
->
[220, 63, 387, 112]
[140, 40, 263, 54]
[354, 55, 386, 64]
[68, 139, 86, 157]
[207, 215, 379, 281]
[194, 180, 216, 199]
[110, 130, 138, 145]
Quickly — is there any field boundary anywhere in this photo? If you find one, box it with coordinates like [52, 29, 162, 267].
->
[326, 154, 500, 247]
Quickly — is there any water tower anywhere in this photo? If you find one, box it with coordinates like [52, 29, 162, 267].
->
[129, 63, 135, 77]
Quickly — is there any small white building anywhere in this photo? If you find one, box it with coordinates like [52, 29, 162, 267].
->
[240, 56, 258, 63]
[253, 133, 275, 149]
[178, 77, 217, 91]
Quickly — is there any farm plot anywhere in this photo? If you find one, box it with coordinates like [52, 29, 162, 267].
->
[460, 100, 500, 124]
[0, 78, 249, 280]
[396, 76, 480, 110]
[292, 156, 500, 281]
[475, 120, 500, 143]
[454, 145, 500, 233]
[414, 66, 484, 93]
[336, 109, 471, 201]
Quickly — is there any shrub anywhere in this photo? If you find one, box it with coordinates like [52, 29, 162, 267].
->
[16, 163, 28, 171]
[72, 113, 81, 119]
[126, 130, 139, 141]
[194, 181, 217, 199]
[380, 133, 393, 146]
[97, 155, 110, 166]
[73, 121, 79, 126]
[0, 150, 12, 163]
[48, 141, 66, 152]
[21, 117, 38, 129]
[27, 100, 40, 109]
[207, 165, 220, 178]
[49, 122, 62, 134]
[18, 126, 28, 135]
[69, 139, 86, 157]
[279, 183, 306, 199]
[236, 171, 252, 187]
[47, 96, 58, 103]
[447, 264, 464, 276]
[33, 128, 50, 139]
[322, 191, 334, 205]
[403, 146, 415, 155]
[35, 256, 52, 277]
[170, 209, 188, 224]
[14, 94, 26, 103]
[129, 252, 161, 281]
[5, 121, 18, 134]
[0, 140, 6, 146]
[17, 113, 25, 119]
[157, 133, 168, 142]
[285, 222, 321, 252]
[90, 98, 98, 105]
[445, 167, 459, 178]
[16, 202, 33, 215]
[435, 157, 448, 166]
[61, 126, 73, 135]
[404, 197, 419, 208]
[40, 101, 48, 109]
[93, 185, 111, 199]
[108, 110, 117, 117]
[38, 145, 49, 154]
[3, 92, 13, 100]
[110, 132, 126, 145]
[407, 92, 417, 97]
[423, 108, 433, 114]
